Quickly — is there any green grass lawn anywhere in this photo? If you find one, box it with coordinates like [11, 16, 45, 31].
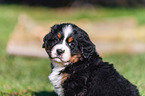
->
[0, 5, 145, 96]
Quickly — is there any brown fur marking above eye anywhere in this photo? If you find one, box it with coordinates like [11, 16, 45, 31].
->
[57, 33, 61, 39]
[68, 37, 73, 42]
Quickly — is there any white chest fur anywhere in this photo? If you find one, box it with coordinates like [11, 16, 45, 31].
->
[49, 67, 65, 96]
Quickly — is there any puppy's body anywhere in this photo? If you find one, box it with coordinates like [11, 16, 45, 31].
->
[62, 53, 139, 96]
[43, 23, 140, 96]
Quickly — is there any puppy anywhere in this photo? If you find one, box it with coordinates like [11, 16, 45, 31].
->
[42, 23, 140, 96]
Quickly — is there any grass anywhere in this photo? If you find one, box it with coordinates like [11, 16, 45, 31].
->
[0, 5, 145, 95]
[104, 54, 145, 95]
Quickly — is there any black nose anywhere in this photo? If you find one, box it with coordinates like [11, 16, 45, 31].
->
[56, 49, 65, 55]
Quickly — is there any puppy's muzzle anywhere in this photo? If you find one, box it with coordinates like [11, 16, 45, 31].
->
[57, 49, 65, 55]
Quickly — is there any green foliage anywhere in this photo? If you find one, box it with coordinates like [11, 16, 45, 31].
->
[0, 5, 145, 95]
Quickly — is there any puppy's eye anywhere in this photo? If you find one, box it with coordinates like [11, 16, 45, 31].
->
[69, 42, 75, 47]
[69, 43, 72, 46]
[53, 38, 59, 44]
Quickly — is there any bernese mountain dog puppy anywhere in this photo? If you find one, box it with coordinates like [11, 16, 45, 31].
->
[42, 23, 140, 96]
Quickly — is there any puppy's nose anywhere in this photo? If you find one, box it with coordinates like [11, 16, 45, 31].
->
[56, 49, 65, 55]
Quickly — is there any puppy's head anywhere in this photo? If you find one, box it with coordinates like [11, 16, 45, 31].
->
[43, 23, 96, 66]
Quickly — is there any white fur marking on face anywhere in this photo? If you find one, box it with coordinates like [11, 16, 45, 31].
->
[51, 44, 71, 63]
[49, 65, 65, 96]
[51, 25, 72, 65]
[63, 25, 73, 44]
[49, 25, 73, 96]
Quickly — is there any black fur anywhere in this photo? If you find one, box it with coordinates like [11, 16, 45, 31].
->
[62, 53, 140, 96]
[43, 23, 140, 96]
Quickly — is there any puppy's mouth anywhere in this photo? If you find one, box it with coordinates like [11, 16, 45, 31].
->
[51, 56, 70, 63]
[51, 54, 81, 65]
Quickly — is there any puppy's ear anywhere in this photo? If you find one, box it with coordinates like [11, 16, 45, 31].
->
[77, 30, 96, 59]
[42, 24, 59, 48]
[42, 34, 49, 48]
[42, 43, 45, 48]
[50, 24, 60, 33]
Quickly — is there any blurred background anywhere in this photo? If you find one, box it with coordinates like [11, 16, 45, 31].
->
[0, 0, 145, 96]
